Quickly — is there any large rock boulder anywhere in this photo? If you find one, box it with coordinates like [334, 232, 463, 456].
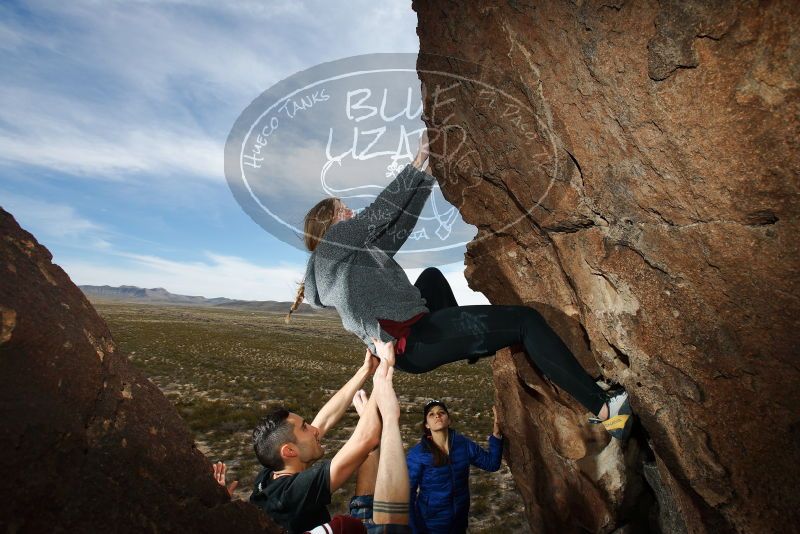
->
[414, 1, 800, 532]
[0, 208, 280, 533]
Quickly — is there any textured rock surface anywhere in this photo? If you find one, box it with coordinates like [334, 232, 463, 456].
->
[415, 1, 800, 532]
[0, 208, 280, 533]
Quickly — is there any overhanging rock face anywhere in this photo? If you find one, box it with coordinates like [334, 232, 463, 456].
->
[414, 1, 799, 532]
[0, 208, 281, 533]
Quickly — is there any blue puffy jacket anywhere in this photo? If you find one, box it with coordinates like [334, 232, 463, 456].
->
[406, 430, 503, 534]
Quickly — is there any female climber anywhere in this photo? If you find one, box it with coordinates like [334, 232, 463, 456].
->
[286, 130, 633, 440]
[406, 400, 502, 534]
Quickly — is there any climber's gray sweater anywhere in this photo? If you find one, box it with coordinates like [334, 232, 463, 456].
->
[303, 163, 436, 354]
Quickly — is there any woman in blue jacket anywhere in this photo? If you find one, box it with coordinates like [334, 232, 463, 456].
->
[406, 400, 502, 534]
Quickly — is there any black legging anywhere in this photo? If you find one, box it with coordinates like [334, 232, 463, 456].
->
[398, 267, 607, 415]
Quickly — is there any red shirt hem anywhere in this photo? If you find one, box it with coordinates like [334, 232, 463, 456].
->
[377, 312, 427, 354]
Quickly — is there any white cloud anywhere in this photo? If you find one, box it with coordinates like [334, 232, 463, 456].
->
[0, 191, 113, 250]
[0, 19, 24, 50]
[0, 83, 224, 180]
[0, 1, 421, 182]
[63, 251, 306, 301]
[60, 248, 489, 305]
[0, 127, 223, 180]
[117, 0, 305, 18]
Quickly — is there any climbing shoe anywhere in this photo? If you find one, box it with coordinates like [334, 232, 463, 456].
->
[589, 390, 633, 441]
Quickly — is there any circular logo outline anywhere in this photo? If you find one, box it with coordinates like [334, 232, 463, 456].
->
[226, 53, 559, 257]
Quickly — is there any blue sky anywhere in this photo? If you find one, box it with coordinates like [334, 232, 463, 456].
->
[0, 0, 488, 304]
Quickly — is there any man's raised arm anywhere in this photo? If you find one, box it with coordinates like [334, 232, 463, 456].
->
[311, 349, 378, 438]
[329, 384, 382, 492]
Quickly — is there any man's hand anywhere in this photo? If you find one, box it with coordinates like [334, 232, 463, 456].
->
[362, 348, 380, 377]
[372, 358, 400, 421]
[492, 406, 502, 438]
[353, 389, 369, 417]
[370, 337, 396, 367]
[311, 348, 377, 437]
[213, 461, 239, 497]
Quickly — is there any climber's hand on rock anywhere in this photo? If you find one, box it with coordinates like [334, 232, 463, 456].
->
[413, 129, 429, 169]
[492, 406, 502, 438]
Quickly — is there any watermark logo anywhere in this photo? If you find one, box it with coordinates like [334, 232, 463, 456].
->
[224, 53, 558, 268]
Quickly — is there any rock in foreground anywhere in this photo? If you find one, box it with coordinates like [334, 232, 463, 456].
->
[0, 208, 280, 533]
[414, 1, 800, 532]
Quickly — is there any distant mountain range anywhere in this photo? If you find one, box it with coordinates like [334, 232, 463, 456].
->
[79, 285, 335, 315]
